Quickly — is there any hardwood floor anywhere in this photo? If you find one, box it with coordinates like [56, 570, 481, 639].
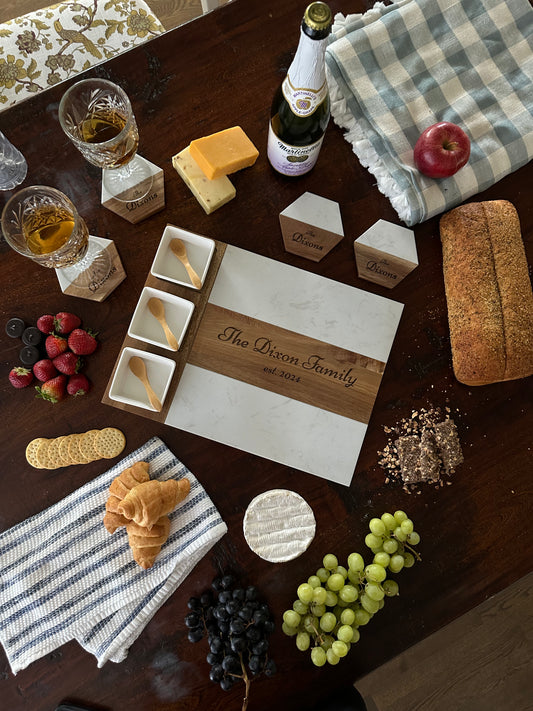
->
[357, 571, 533, 711]
[0, 0, 205, 31]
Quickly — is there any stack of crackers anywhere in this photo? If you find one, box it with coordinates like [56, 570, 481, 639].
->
[25, 427, 126, 470]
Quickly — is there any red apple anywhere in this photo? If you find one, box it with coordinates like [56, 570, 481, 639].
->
[414, 122, 470, 179]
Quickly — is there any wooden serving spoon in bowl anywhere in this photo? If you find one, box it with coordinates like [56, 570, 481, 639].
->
[147, 297, 178, 351]
[169, 238, 202, 289]
[128, 356, 162, 411]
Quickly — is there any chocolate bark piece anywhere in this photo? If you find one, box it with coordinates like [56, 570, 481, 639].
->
[434, 419, 463, 473]
[395, 434, 422, 483]
[419, 428, 441, 482]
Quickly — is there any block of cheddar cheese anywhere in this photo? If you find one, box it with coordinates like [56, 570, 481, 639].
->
[189, 126, 259, 180]
[172, 147, 236, 214]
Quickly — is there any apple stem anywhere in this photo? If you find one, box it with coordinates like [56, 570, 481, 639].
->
[444, 140, 459, 152]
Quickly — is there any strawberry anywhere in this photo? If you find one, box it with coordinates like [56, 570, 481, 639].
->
[9, 366, 33, 389]
[68, 328, 98, 355]
[33, 359, 58, 382]
[67, 373, 91, 396]
[36, 314, 55, 334]
[53, 351, 83, 375]
[45, 334, 68, 359]
[54, 311, 81, 335]
[35, 374, 67, 403]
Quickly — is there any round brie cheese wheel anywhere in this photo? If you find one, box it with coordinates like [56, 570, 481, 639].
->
[243, 489, 316, 563]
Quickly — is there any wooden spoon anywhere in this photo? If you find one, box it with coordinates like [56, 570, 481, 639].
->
[128, 356, 162, 411]
[147, 297, 178, 351]
[169, 238, 202, 289]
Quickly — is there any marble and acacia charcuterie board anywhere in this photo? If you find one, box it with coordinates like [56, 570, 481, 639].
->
[103, 237, 403, 486]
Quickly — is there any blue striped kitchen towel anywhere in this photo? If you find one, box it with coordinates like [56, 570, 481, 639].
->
[0, 437, 227, 674]
[325, 0, 533, 226]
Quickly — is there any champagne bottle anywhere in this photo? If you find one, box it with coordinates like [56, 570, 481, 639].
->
[267, 2, 333, 177]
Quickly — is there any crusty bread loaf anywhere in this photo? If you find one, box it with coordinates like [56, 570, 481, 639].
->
[440, 200, 533, 385]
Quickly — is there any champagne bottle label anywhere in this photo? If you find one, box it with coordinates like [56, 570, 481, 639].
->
[281, 76, 328, 117]
[267, 5, 332, 177]
[267, 122, 324, 176]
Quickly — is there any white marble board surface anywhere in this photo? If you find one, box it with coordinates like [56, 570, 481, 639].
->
[165, 245, 403, 486]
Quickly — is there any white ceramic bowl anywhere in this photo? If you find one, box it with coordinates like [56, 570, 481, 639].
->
[151, 224, 215, 289]
[109, 347, 176, 411]
[128, 286, 194, 351]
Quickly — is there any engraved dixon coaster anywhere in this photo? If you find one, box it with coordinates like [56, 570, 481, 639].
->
[55, 236, 126, 302]
[101, 156, 165, 224]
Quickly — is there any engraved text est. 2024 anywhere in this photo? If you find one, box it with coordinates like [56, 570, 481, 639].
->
[217, 325, 358, 388]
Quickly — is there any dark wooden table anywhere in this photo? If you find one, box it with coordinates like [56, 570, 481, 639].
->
[1, 0, 531, 709]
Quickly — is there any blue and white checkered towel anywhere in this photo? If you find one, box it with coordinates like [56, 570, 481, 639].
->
[0, 437, 227, 675]
[325, 0, 533, 225]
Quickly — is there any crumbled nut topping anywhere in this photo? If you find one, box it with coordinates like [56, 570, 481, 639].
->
[378, 406, 463, 494]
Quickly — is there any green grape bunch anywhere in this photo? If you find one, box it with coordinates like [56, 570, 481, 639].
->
[281, 510, 421, 666]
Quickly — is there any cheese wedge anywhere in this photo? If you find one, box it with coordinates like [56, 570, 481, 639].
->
[172, 146, 236, 214]
[189, 126, 259, 180]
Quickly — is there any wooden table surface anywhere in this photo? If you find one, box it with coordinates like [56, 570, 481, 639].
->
[0, 0, 531, 709]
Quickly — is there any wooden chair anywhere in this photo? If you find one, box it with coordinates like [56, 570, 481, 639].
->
[200, 0, 222, 12]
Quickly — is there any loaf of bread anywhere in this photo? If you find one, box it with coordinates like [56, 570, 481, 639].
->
[440, 200, 533, 386]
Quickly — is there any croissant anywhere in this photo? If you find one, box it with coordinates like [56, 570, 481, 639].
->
[110, 461, 150, 498]
[103, 461, 151, 533]
[126, 516, 171, 569]
[118, 478, 190, 530]
[103, 509, 129, 534]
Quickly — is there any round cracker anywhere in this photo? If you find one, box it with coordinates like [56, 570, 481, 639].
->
[68, 433, 88, 465]
[25, 437, 49, 469]
[36, 438, 62, 470]
[53, 435, 67, 463]
[44, 437, 66, 469]
[58, 434, 75, 466]
[94, 427, 126, 459]
[35, 439, 52, 469]
[78, 429, 100, 462]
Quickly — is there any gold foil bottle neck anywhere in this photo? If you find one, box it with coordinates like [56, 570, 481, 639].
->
[304, 2, 332, 32]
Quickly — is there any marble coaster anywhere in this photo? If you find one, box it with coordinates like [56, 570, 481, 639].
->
[55, 236, 126, 302]
[101, 157, 165, 224]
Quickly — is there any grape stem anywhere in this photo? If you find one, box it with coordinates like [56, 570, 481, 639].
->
[310, 623, 325, 646]
[390, 532, 423, 562]
[402, 541, 422, 561]
[232, 654, 250, 711]
[226, 657, 250, 711]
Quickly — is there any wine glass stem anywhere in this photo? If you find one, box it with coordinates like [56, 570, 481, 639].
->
[103, 155, 153, 201]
